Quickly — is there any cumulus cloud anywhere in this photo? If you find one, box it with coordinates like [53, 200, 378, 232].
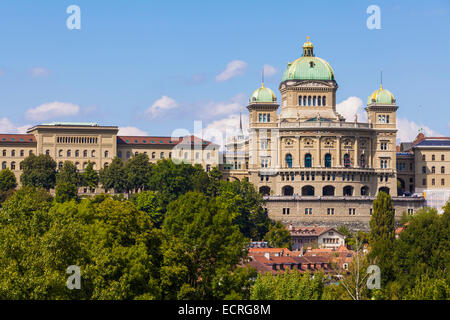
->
[397, 118, 442, 142]
[145, 96, 178, 119]
[118, 126, 149, 136]
[336, 96, 367, 122]
[199, 93, 247, 119]
[0, 117, 31, 134]
[263, 64, 278, 77]
[203, 113, 249, 149]
[25, 102, 80, 121]
[216, 60, 247, 82]
[30, 67, 51, 77]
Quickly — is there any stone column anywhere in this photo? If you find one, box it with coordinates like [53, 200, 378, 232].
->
[337, 137, 341, 167]
[317, 137, 321, 167]
[354, 137, 359, 168]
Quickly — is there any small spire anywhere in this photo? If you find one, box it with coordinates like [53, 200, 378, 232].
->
[262, 67, 265, 87]
[239, 111, 243, 131]
[380, 70, 383, 89]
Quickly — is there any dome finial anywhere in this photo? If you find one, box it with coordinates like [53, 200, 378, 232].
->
[302, 36, 314, 57]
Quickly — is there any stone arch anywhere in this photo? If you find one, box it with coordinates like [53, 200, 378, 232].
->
[302, 185, 315, 196]
[282, 185, 294, 196]
[361, 186, 370, 196]
[343, 185, 354, 196]
[379, 187, 390, 195]
[259, 186, 271, 196]
[323, 185, 335, 196]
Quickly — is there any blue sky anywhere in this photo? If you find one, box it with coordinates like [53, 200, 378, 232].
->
[0, 0, 449, 141]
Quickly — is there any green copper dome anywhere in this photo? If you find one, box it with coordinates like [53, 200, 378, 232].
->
[282, 37, 335, 81]
[367, 85, 396, 105]
[250, 84, 277, 103]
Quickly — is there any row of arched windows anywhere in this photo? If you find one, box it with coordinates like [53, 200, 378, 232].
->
[298, 95, 327, 107]
[57, 136, 98, 144]
[2, 161, 20, 170]
[2, 149, 32, 157]
[53, 149, 107, 158]
[274, 185, 388, 197]
[285, 153, 365, 168]
[57, 162, 102, 170]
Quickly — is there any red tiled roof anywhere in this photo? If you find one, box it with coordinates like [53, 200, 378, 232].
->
[290, 226, 338, 237]
[0, 134, 36, 143]
[117, 135, 216, 146]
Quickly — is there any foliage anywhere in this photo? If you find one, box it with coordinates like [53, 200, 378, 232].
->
[404, 273, 450, 300]
[160, 192, 252, 300]
[82, 162, 99, 189]
[20, 154, 57, 190]
[369, 191, 395, 284]
[56, 161, 82, 186]
[250, 270, 325, 300]
[0, 190, 162, 300]
[99, 157, 128, 193]
[264, 221, 291, 249]
[125, 153, 152, 193]
[132, 191, 164, 227]
[0, 168, 17, 192]
[55, 181, 78, 203]
[216, 179, 270, 240]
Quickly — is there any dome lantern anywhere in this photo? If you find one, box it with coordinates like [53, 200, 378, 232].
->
[302, 36, 314, 57]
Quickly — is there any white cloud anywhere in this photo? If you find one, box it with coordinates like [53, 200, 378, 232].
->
[397, 118, 442, 142]
[263, 64, 278, 77]
[30, 67, 51, 77]
[216, 60, 247, 82]
[200, 93, 247, 119]
[145, 96, 178, 119]
[336, 96, 367, 122]
[25, 102, 80, 121]
[203, 113, 249, 148]
[118, 126, 148, 136]
[0, 117, 31, 134]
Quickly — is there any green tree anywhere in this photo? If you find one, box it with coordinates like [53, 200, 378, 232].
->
[251, 270, 325, 300]
[264, 221, 291, 248]
[20, 154, 57, 190]
[132, 191, 164, 227]
[369, 191, 395, 284]
[160, 192, 253, 300]
[404, 273, 450, 300]
[0, 191, 162, 300]
[99, 157, 128, 193]
[56, 161, 82, 186]
[217, 179, 271, 240]
[82, 162, 99, 189]
[55, 181, 78, 203]
[0, 168, 17, 192]
[125, 153, 152, 193]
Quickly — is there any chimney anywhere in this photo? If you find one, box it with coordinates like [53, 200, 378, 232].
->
[264, 252, 270, 260]
[289, 223, 294, 231]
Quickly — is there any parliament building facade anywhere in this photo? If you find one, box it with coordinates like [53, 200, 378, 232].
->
[1, 38, 449, 229]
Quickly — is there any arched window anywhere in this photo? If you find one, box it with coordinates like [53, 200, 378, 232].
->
[75, 162, 80, 169]
[303, 96, 307, 106]
[104, 162, 109, 168]
[91, 150, 96, 157]
[104, 151, 109, 158]
[58, 162, 63, 170]
[301, 186, 315, 196]
[432, 166, 435, 173]
[20, 150, 24, 157]
[379, 187, 390, 195]
[286, 154, 293, 168]
[344, 154, 351, 168]
[67, 150, 71, 157]
[318, 96, 322, 106]
[304, 153, 312, 168]
[75, 150, 79, 157]
[361, 186, 369, 196]
[2, 161, 6, 169]
[152, 152, 156, 159]
[442, 166, 445, 174]
[259, 186, 271, 196]
[11, 150, 15, 157]
[343, 186, 353, 196]
[2, 150, 6, 157]
[160, 152, 164, 159]
[324, 153, 332, 168]
[282, 186, 294, 196]
[169, 152, 172, 158]
[323, 185, 335, 196]
[10, 162, 15, 170]
[298, 96, 302, 106]
[126, 151, 131, 159]
[59, 150, 63, 157]
[83, 150, 88, 157]
[45, 150, 50, 156]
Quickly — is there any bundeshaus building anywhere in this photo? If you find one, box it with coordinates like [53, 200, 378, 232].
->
[1, 38, 449, 229]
